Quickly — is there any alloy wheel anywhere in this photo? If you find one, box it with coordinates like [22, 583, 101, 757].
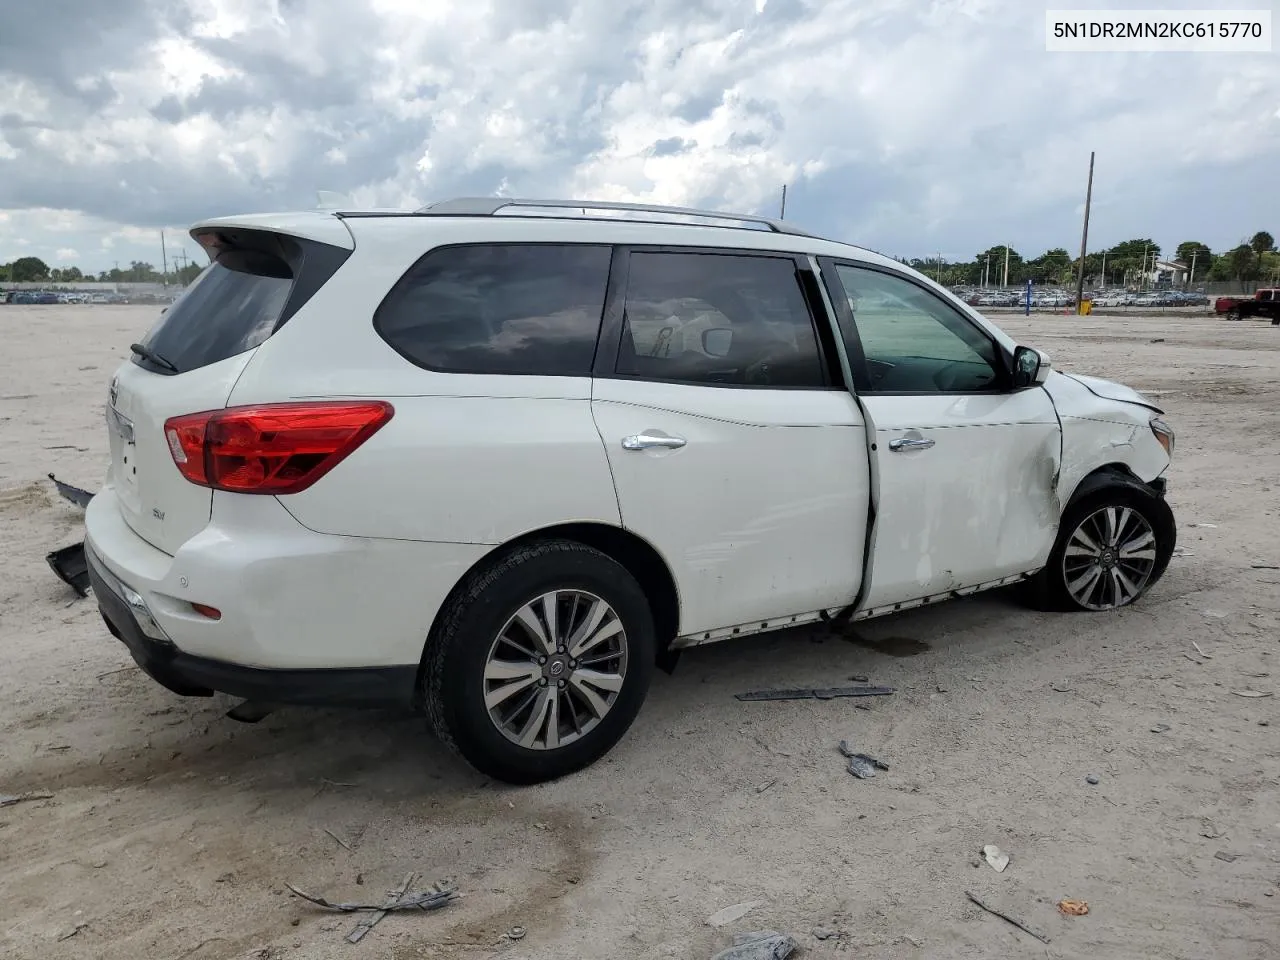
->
[1062, 505, 1158, 610]
[482, 590, 629, 750]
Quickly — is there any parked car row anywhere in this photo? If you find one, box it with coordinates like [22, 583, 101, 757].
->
[1, 290, 134, 304]
[1091, 291, 1211, 308]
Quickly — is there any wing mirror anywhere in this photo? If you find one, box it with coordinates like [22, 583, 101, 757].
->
[1013, 346, 1051, 388]
[702, 327, 733, 358]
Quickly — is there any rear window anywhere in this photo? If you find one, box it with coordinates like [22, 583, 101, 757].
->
[374, 243, 612, 376]
[137, 261, 292, 374]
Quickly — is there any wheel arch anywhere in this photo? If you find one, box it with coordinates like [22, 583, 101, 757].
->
[417, 522, 682, 697]
[1063, 462, 1144, 507]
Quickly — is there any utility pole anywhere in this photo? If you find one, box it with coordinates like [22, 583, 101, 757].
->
[1002, 244, 1010, 288]
[1074, 150, 1095, 315]
[161, 231, 169, 287]
[779, 184, 787, 219]
[983, 253, 990, 288]
[1100, 250, 1107, 288]
[936, 251, 943, 283]
[1188, 248, 1198, 288]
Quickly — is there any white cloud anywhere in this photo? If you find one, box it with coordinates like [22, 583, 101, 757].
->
[0, 0, 1276, 271]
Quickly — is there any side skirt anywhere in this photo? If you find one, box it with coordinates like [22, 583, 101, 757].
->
[672, 570, 1039, 649]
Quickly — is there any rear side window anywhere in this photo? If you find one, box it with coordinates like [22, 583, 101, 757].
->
[375, 244, 612, 376]
[135, 230, 350, 375]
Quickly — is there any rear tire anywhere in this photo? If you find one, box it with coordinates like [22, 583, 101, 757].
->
[422, 540, 655, 785]
[1227, 309, 1242, 321]
[1028, 476, 1176, 612]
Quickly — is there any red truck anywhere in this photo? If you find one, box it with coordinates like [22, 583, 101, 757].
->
[1215, 288, 1280, 324]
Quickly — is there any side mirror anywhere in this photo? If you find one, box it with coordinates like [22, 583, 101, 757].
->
[1012, 346, 1051, 387]
[702, 327, 733, 358]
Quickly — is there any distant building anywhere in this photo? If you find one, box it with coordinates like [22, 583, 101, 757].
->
[1141, 259, 1189, 288]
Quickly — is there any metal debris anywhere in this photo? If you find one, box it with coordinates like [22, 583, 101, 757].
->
[323, 829, 353, 852]
[1150, 723, 1171, 734]
[0, 792, 54, 808]
[1232, 690, 1274, 699]
[838, 741, 888, 779]
[1192, 641, 1213, 659]
[711, 930, 797, 960]
[735, 685, 894, 702]
[1214, 851, 1239, 863]
[964, 890, 1051, 944]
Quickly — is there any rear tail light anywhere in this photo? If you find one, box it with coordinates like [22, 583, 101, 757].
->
[163, 401, 394, 494]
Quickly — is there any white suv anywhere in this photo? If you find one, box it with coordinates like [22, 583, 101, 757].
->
[85, 198, 1177, 784]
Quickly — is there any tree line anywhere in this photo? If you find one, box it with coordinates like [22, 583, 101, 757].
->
[0, 257, 205, 286]
[4, 230, 1278, 290]
[897, 231, 1277, 287]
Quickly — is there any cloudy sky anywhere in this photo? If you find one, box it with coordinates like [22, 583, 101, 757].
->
[1, 0, 1277, 273]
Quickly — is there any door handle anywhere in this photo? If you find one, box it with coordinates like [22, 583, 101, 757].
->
[622, 432, 687, 451]
[888, 436, 935, 452]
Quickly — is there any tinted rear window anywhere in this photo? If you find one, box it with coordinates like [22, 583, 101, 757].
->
[137, 261, 292, 374]
[374, 244, 612, 376]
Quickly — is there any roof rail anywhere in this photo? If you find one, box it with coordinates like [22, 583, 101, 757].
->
[414, 197, 818, 238]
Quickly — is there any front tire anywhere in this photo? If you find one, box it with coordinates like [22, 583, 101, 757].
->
[422, 540, 655, 784]
[1030, 477, 1175, 612]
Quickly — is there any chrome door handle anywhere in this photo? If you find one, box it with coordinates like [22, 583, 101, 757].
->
[622, 432, 687, 451]
[888, 436, 935, 452]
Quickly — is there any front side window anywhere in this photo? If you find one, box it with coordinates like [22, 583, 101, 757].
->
[616, 251, 825, 388]
[834, 265, 1003, 393]
[375, 244, 612, 376]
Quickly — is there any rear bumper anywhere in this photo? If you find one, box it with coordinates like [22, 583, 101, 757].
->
[87, 543, 417, 707]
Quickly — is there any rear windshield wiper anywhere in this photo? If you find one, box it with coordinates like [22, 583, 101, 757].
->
[129, 343, 179, 373]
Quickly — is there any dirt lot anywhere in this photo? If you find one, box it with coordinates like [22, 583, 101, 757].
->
[1, 305, 1278, 960]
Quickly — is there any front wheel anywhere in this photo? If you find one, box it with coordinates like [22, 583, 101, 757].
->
[1029, 478, 1176, 612]
[422, 540, 655, 784]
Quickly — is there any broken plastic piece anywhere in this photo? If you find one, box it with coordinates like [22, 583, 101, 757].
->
[711, 930, 797, 960]
[981, 845, 1010, 873]
[46, 542, 90, 597]
[736, 686, 894, 702]
[707, 901, 764, 927]
[1058, 899, 1089, 916]
[226, 700, 276, 723]
[47, 473, 94, 509]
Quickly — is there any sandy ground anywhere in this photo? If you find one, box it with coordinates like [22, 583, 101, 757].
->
[1, 305, 1278, 960]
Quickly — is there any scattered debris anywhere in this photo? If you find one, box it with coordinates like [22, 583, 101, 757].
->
[1051, 683, 1072, 693]
[1232, 690, 1274, 699]
[848, 675, 868, 682]
[1192, 641, 1213, 659]
[1057, 899, 1089, 916]
[1172, 548, 1194, 558]
[838, 741, 888, 779]
[981, 845, 1010, 873]
[1214, 851, 1239, 863]
[323, 829, 353, 852]
[1150, 723, 1171, 733]
[1188, 522, 1216, 528]
[735, 685, 894, 702]
[0, 792, 54, 808]
[1200, 820, 1225, 840]
[811, 926, 836, 941]
[1250, 562, 1280, 570]
[755, 779, 777, 794]
[285, 873, 457, 944]
[1201, 611, 1228, 621]
[56, 923, 88, 942]
[964, 890, 1050, 944]
[707, 901, 764, 928]
[47, 473, 94, 509]
[1086, 775, 1100, 785]
[711, 930, 797, 960]
[1150, 337, 1165, 343]
[507, 925, 527, 941]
